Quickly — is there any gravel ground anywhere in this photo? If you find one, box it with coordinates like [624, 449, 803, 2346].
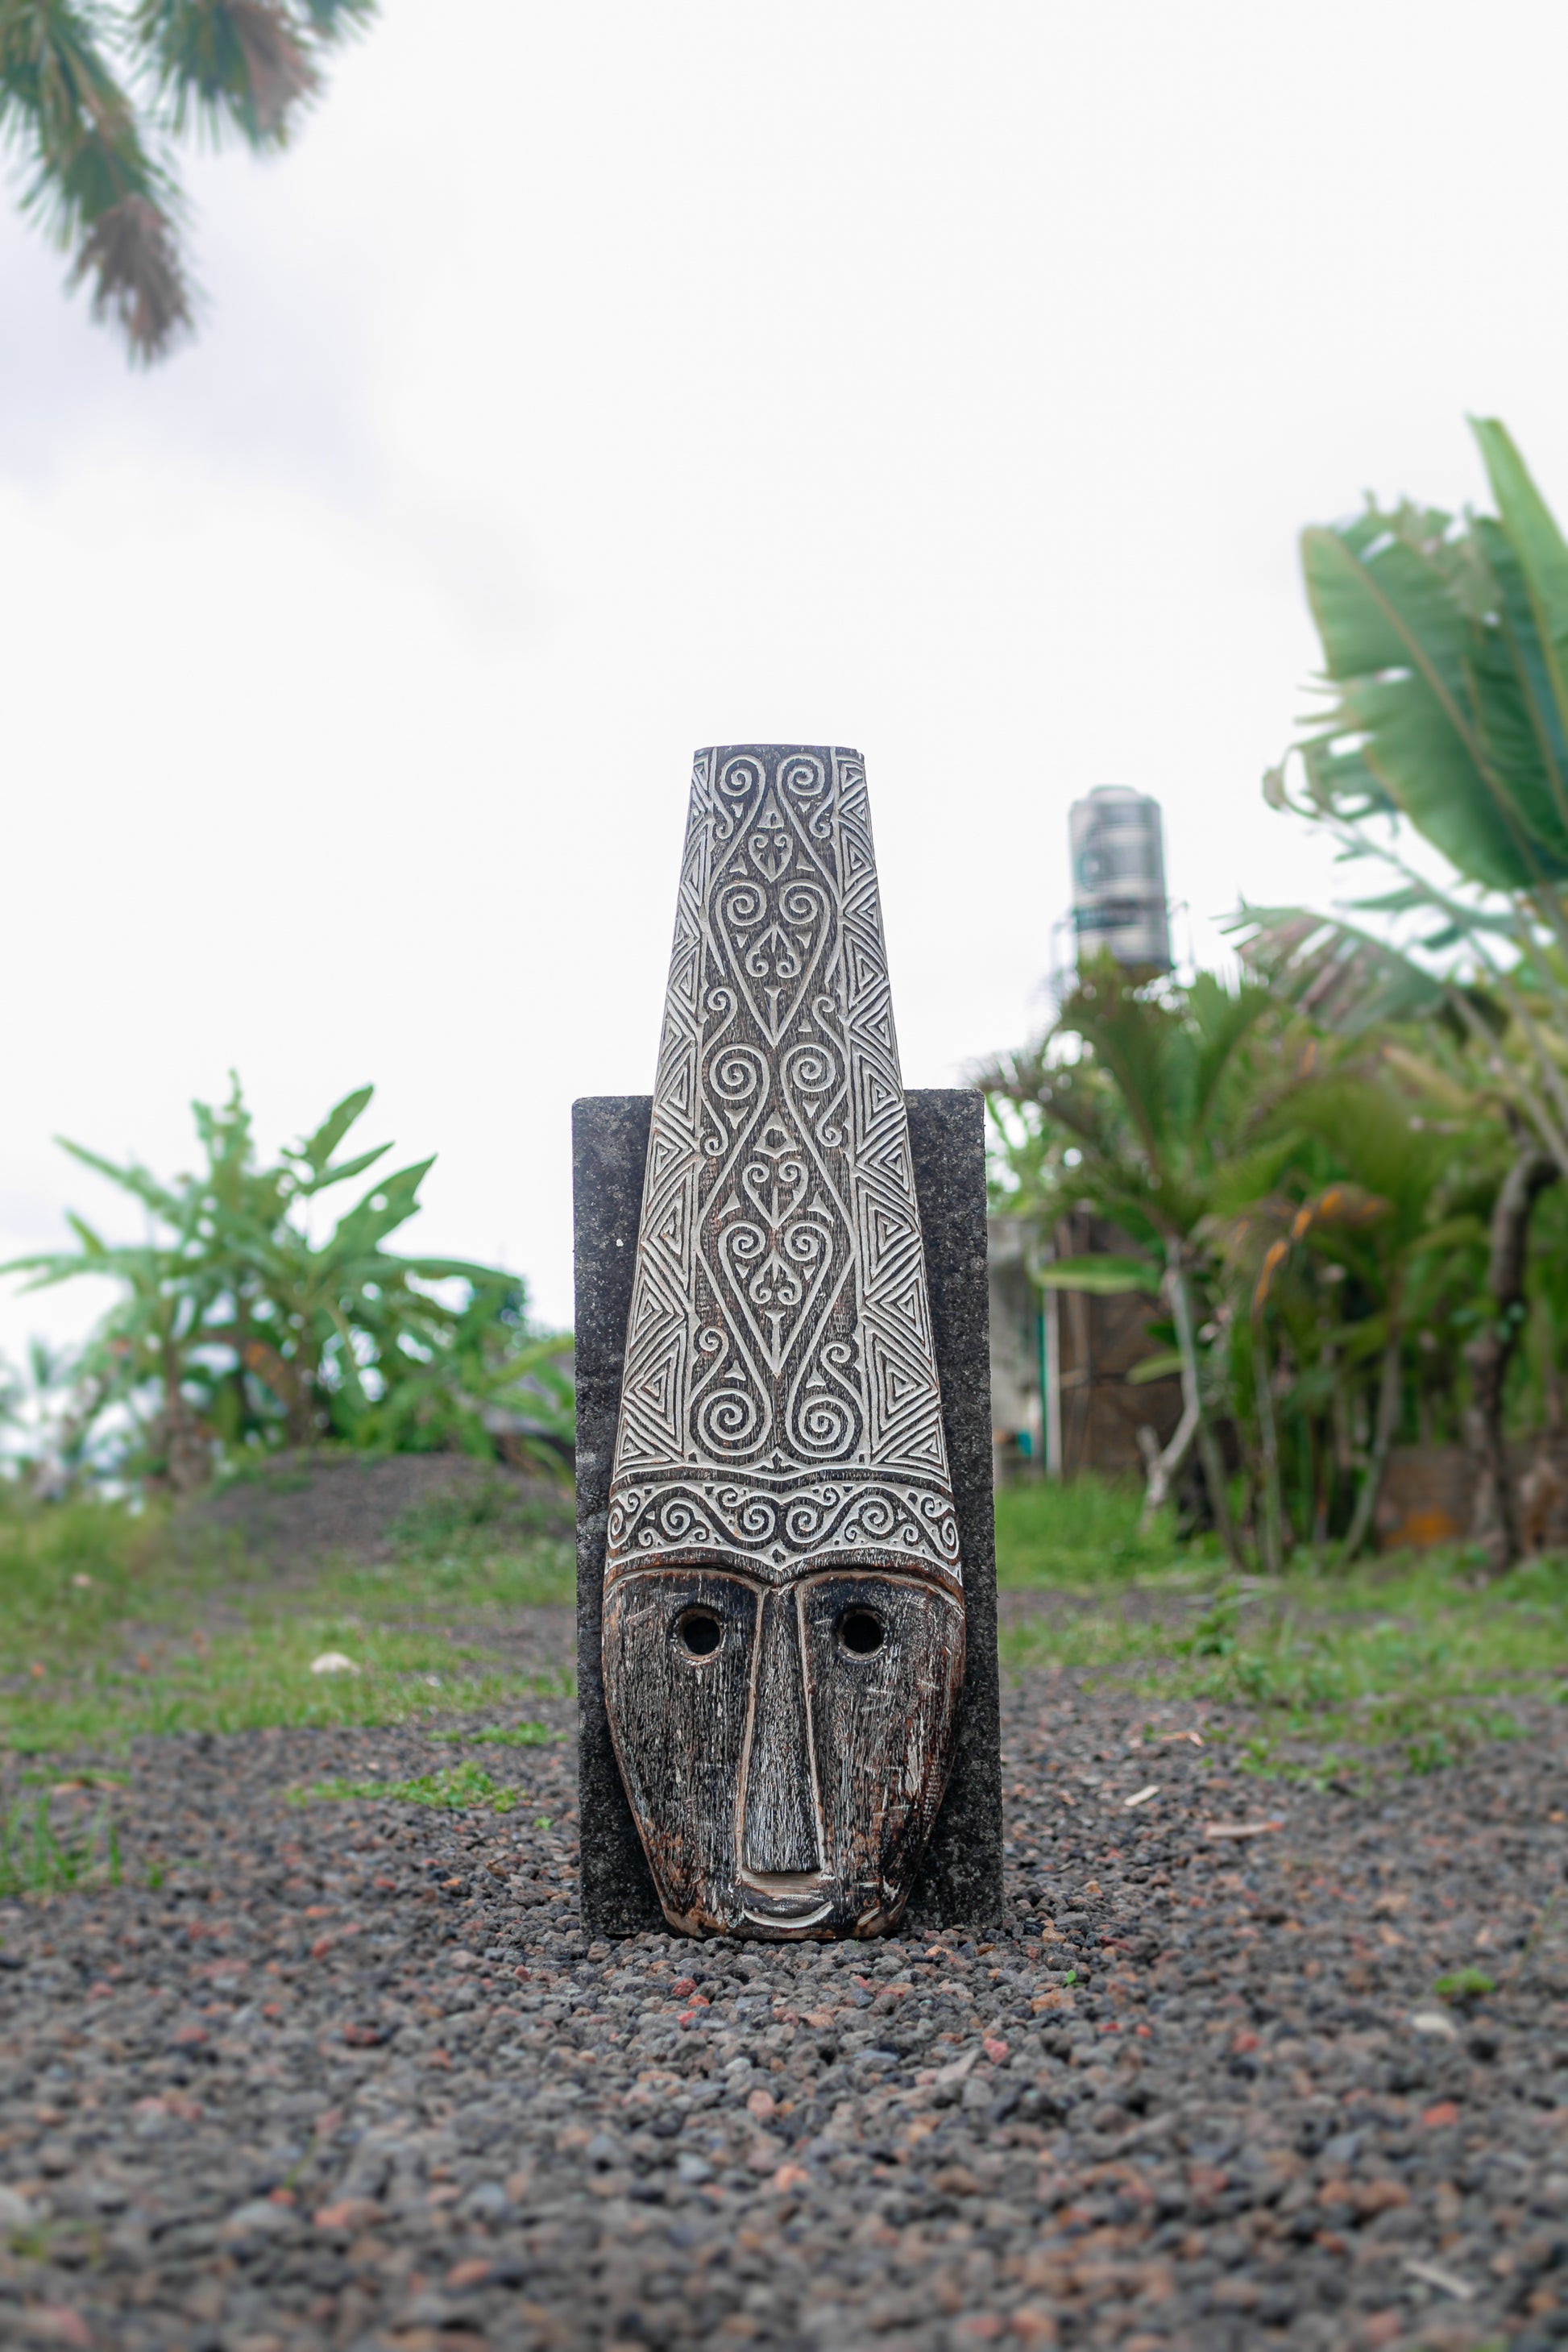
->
[3, 1656, 1568, 2352]
[173, 1458, 569, 1579]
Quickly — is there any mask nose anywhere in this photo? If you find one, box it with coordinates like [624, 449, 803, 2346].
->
[739, 1587, 821, 1878]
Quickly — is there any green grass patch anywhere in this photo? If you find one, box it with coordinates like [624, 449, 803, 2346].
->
[0, 1789, 122, 1897]
[1433, 1966, 1498, 2002]
[994, 1477, 1568, 1773]
[1000, 1606, 1175, 1677]
[994, 1475, 1201, 1587]
[326, 1545, 575, 1614]
[300, 1760, 523, 1812]
[0, 1483, 574, 1756]
[10, 1467, 1568, 1781]
[431, 1722, 558, 1746]
[0, 1494, 183, 1658]
[0, 1613, 569, 1756]
[382, 1480, 575, 1596]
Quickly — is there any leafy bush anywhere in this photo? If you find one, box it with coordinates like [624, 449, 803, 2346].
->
[2, 1078, 573, 1491]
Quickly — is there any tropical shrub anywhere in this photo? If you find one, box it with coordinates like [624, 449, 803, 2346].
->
[2, 1078, 573, 1491]
[982, 963, 1497, 1570]
[1236, 416, 1568, 1564]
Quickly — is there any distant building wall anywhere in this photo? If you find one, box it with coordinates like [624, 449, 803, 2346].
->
[1377, 1439, 1568, 1551]
[1052, 1212, 1184, 1479]
[986, 1210, 1184, 1483]
[988, 1214, 1043, 1487]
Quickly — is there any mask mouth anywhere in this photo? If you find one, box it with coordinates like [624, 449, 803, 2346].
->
[736, 1869, 834, 1929]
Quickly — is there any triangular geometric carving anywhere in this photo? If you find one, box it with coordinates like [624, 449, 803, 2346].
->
[607, 747, 960, 1592]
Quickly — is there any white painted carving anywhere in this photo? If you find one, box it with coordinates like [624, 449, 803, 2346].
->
[607, 746, 960, 1590]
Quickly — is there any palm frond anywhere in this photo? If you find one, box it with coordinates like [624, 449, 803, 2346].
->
[0, 0, 196, 355]
[1226, 905, 1453, 1037]
[2, 0, 376, 357]
[134, 0, 317, 146]
[71, 190, 190, 356]
[292, 0, 374, 39]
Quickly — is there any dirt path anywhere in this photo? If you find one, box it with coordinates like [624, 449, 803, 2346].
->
[2, 1648, 1566, 2352]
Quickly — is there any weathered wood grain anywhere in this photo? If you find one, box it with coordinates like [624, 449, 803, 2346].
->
[794, 1571, 964, 1930]
[575, 1089, 1003, 1939]
[595, 746, 975, 1940]
[603, 1565, 964, 1936]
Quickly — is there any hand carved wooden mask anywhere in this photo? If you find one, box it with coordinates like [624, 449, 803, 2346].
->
[604, 746, 964, 1939]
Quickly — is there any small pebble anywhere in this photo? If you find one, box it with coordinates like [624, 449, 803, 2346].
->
[1, 1662, 1563, 2350]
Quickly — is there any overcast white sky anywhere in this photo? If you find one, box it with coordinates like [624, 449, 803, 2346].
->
[4, 0, 1566, 1359]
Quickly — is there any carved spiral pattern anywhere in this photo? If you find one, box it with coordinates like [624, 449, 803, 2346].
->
[693, 1383, 767, 1454]
[608, 746, 960, 1589]
[608, 1479, 960, 1571]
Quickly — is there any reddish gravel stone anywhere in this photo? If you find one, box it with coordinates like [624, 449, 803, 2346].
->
[2, 1667, 1568, 2350]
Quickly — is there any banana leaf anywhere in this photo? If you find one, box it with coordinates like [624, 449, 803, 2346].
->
[1288, 426, 1568, 897]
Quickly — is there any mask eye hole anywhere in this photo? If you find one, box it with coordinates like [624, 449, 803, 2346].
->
[837, 1605, 885, 1657]
[675, 1608, 723, 1658]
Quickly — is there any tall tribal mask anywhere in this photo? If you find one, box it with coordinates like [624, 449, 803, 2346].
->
[604, 745, 964, 1938]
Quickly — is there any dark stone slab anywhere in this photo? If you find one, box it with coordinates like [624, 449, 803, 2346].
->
[572, 1096, 663, 1936]
[902, 1088, 1005, 1931]
[573, 1089, 1004, 1937]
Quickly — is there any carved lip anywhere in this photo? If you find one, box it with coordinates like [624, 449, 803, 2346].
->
[736, 1870, 834, 1928]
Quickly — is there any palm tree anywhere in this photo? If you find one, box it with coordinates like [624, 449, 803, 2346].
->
[1229, 1077, 1483, 1562]
[980, 962, 1286, 1569]
[0, 0, 375, 360]
[985, 964, 1493, 1566]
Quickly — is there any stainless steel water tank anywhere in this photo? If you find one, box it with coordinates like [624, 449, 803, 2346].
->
[1069, 786, 1172, 973]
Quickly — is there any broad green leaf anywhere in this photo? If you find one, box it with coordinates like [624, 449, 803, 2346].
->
[1462, 535, 1568, 872]
[1296, 736, 1399, 821]
[296, 1142, 390, 1197]
[1303, 520, 1471, 685]
[1300, 523, 1549, 890]
[1473, 417, 1568, 765]
[290, 1085, 376, 1179]
[332, 1159, 436, 1251]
